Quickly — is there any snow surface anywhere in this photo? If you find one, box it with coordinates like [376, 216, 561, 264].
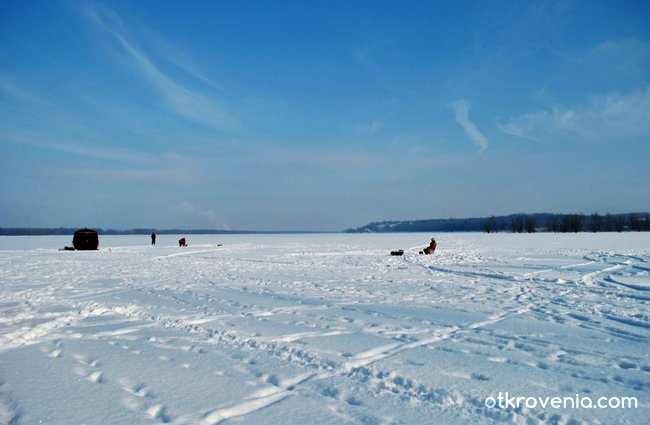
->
[0, 233, 648, 424]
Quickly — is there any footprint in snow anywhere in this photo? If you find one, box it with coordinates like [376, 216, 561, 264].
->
[344, 395, 363, 406]
[132, 383, 153, 398]
[73, 354, 100, 368]
[74, 367, 105, 384]
[618, 360, 638, 370]
[88, 371, 104, 383]
[119, 379, 153, 398]
[317, 384, 339, 398]
[470, 373, 490, 381]
[265, 374, 280, 386]
[48, 349, 63, 358]
[147, 404, 171, 423]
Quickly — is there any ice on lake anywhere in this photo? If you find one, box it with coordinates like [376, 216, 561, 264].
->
[0, 233, 648, 424]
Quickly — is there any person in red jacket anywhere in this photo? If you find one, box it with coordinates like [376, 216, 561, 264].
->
[420, 237, 437, 255]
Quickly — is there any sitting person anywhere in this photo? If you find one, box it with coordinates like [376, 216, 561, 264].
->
[420, 237, 437, 255]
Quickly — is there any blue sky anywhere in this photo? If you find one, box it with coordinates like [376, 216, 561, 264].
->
[1, 0, 649, 231]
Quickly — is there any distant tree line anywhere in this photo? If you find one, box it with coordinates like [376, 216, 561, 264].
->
[491, 215, 538, 233]
[493, 213, 650, 233]
[345, 213, 650, 233]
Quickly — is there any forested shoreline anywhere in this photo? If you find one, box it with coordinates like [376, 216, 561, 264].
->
[346, 213, 650, 233]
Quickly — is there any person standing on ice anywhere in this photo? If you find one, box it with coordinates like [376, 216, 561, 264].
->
[151, 231, 156, 245]
[420, 237, 437, 255]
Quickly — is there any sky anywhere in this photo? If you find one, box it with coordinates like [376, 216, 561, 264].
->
[1, 0, 649, 231]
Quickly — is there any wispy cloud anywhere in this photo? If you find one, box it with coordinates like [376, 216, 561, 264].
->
[500, 86, 650, 140]
[82, 1, 236, 131]
[0, 74, 52, 107]
[497, 111, 547, 143]
[586, 38, 650, 75]
[145, 32, 225, 93]
[356, 120, 382, 135]
[450, 100, 488, 152]
[1, 131, 199, 184]
[555, 86, 650, 137]
[2, 130, 150, 164]
[116, 36, 236, 130]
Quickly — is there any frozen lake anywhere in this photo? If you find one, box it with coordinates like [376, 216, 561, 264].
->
[0, 233, 648, 424]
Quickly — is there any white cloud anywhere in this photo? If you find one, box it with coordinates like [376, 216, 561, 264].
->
[587, 38, 650, 75]
[117, 35, 235, 129]
[145, 31, 225, 93]
[356, 120, 382, 135]
[553, 86, 650, 137]
[1, 131, 147, 163]
[1, 130, 201, 185]
[497, 111, 548, 142]
[83, 2, 236, 131]
[0, 74, 52, 107]
[450, 100, 488, 152]
[499, 86, 650, 141]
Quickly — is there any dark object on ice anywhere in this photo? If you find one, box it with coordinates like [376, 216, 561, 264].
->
[179, 237, 187, 247]
[151, 231, 156, 245]
[420, 237, 437, 255]
[72, 228, 99, 250]
[390, 249, 404, 256]
[59, 246, 75, 251]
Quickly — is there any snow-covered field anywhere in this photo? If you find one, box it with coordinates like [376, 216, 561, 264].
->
[0, 233, 648, 425]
